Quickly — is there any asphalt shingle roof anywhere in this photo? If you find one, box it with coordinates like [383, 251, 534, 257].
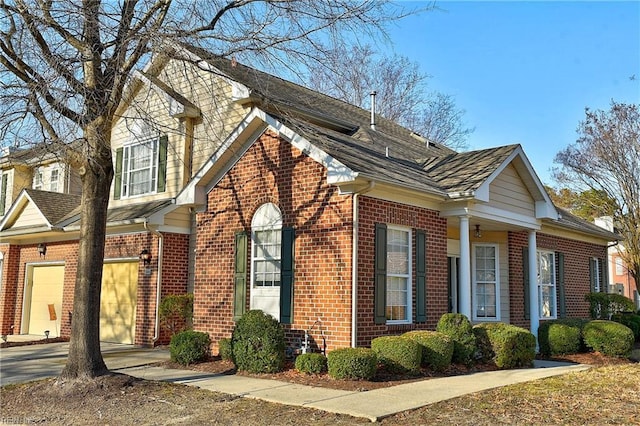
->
[24, 189, 81, 226]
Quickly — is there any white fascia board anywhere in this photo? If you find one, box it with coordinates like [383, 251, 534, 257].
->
[146, 201, 179, 225]
[0, 190, 53, 232]
[439, 202, 541, 230]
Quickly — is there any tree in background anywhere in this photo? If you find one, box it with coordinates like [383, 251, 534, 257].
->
[554, 101, 640, 288]
[0, 0, 413, 380]
[545, 186, 617, 221]
[305, 45, 473, 151]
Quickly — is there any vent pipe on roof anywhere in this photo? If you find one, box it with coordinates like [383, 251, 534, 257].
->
[370, 91, 376, 131]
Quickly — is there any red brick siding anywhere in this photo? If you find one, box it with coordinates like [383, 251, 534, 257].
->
[0, 232, 188, 346]
[193, 131, 353, 354]
[509, 231, 608, 328]
[356, 197, 448, 347]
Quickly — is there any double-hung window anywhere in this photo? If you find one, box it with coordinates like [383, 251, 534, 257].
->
[537, 250, 556, 319]
[115, 135, 168, 199]
[386, 226, 411, 323]
[33, 168, 43, 190]
[473, 244, 499, 320]
[122, 138, 159, 197]
[50, 168, 59, 192]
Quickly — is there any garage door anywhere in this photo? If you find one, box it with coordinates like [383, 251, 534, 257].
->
[100, 262, 138, 344]
[24, 265, 64, 337]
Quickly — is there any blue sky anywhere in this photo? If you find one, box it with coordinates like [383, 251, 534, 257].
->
[387, 1, 640, 185]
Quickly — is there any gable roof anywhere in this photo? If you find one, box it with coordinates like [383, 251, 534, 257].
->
[0, 189, 81, 232]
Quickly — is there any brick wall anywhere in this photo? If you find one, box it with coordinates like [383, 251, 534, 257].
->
[193, 130, 353, 354]
[356, 197, 448, 347]
[0, 231, 188, 346]
[508, 230, 608, 328]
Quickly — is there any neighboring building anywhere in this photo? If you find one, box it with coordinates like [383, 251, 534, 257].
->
[0, 45, 620, 351]
[595, 217, 639, 310]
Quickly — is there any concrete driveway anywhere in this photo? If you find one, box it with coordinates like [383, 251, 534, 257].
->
[0, 339, 170, 386]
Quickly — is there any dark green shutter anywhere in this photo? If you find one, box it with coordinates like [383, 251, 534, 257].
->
[589, 258, 597, 293]
[114, 147, 123, 200]
[523, 247, 530, 320]
[280, 227, 295, 324]
[157, 135, 168, 193]
[0, 173, 7, 215]
[374, 223, 387, 324]
[415, 230, 426, 323]
[233, 231, 248, 321]
[557, 252, 566, 318]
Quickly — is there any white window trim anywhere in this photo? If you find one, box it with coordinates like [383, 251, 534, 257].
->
[472, 243, 500, 321]
[120, 136, 160, 199]
[386, 225, 412, 325]
[537, 250, 557, 320]
[593, 257, 601, 293]
[49, 167, 60, 192]
[33, 167, 43, 190]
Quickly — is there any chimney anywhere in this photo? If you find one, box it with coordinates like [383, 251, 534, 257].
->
[370, 91, 376, 131]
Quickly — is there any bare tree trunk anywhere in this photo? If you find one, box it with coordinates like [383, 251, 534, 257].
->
[60, 121, 113, 380]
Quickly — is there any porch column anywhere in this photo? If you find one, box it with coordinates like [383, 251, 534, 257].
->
[528, 230, 539, 341]
[459, 216, 472, 319]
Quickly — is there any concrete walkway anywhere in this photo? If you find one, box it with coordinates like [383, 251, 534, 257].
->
[120, 360, 590, 422]
[1, 336, 591, 422]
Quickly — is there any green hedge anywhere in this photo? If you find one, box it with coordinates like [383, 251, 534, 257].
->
[159, 293, 194, 336]
[371, 336, 422, 374]
[169, 330, 211, 365]
[538, 318, 588, 356]
[295, 353, 327, 375]
[473, 323, 536, 369]
[218, 337, 233, 361]
[403, 330, 453, 371]
[585, 292, 635, 319]
[436, 313, 476, 365]
[232, 310, 285, 373]
[327, 348, 377, 380]
[611, 314, 640, 341]
[583, 320, 634, 357]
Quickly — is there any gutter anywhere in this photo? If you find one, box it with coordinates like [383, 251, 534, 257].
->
[351, 181, 375, 347]
[144, 220, 164, 344]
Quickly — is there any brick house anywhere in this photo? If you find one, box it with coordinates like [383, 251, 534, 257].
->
[0, 45, 619, 351]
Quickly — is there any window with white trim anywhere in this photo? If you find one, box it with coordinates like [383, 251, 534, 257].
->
[615, 257, 624, 276]
[121, 138, 159, 197]
[537, 250, 557, 319]
[386, 226, 412, 323]
[593, 257, 601, 292]
[50, 168, 59, 192]
[473, 244, 499, 320]
[251, 203, 282, 288]
[33, 167, 43, 190]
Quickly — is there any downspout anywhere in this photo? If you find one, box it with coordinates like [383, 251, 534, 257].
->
[351, 181, 375, 348]
[145, 220, 164, 344]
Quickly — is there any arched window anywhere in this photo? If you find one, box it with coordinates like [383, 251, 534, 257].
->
[250, 203, 282, 320]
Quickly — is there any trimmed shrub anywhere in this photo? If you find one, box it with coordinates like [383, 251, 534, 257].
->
[538, 318, 588, 356]
[232, 310, 285, 373]
[295, 353, 327, 375]
[586, 292, 635, 319]
[611, 314, 640, 341]
[159, 293, 194, 336]
[583, 320, 634, 357]
[436, 313, 476, 365]
[169, 330, 211, 365]
[327, 348, 377, 380]
[371, 336, 422, 374]
[218, 337, 233, 361]
[403, 330, 453, 371]
[473, 323, 536, 369]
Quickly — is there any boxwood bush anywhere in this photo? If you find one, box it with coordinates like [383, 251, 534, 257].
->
[611, 314, 640, 341]
[583, 320, 634, 357]
[403, 330, 453, 371]
[538, 318, 588, 356]
[295, 353, 327, 374]
[371, 336, 422, 374]
[473, 323, 536, 369]
[436, 313, 476, 365]
[327, 348, 377, 380]
[232, 310, 285, 373]
[218, 337, 233, 361]
[169, 330, 211, 365]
